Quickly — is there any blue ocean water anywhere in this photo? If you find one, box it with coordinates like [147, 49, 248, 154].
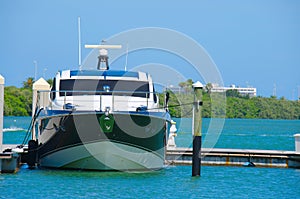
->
[2, 116, 28, 145]
[173, 118, 300, 151]
[1, 117, 300, 198]
[1, 165, 300, 199]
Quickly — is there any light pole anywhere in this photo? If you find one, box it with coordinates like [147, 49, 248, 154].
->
[43, 68, 47, 79]
[33, 60, 38, 81]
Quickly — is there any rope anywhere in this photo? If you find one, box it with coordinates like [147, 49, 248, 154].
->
[34, 111, 73, 151]
[167, 102, 194, 108]
[180, 107, 194, 118]
[21, 107, 43, 146]
[146, 102, 194, 111]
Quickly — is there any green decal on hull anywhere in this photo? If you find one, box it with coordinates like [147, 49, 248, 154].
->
[99, 114, 114, 133]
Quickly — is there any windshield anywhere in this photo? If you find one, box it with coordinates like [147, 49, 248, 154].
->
[59, 79, 150, 98]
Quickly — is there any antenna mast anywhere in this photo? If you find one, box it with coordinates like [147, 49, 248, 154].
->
[85, 45, 122, 70]
[273, 83, 277, 97]
[78, 17, 82, 67]
[125, 44, 128, 71]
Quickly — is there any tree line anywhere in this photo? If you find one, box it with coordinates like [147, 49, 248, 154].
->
[160, 79, 300, 119]
[4, 77, 52, 116]
[3, 78, 300, 119]
[160, 91, 300, 119]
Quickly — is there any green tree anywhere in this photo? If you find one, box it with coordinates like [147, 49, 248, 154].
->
[226, 89, 241, 98]
[4, 86, 30, 116]
[22, 77, 34, 89]
[205, 83, 213, 94]
[47, 78, 53, 87]
[178, 79, 194, 94]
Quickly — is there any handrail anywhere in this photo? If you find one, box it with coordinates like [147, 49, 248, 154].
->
[48, 90, 156, 94]
[37, 90, 161, 112]
[38, 90, 160, 96]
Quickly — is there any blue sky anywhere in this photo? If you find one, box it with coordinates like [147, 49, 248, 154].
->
[0, 0, 299, 99]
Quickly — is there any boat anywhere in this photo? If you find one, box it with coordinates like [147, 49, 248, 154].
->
[28, 45, 171, 171]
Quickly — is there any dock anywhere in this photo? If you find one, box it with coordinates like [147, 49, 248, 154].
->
[165, 119, 300, 169]
[0, 152, 20, 173]
[0, 144, 21, 173]
[1, 144, 300, 171]
[166, 147, 300, 168]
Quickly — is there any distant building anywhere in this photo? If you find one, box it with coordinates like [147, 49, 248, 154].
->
[167, 85, 182, 93]
[167, 83, 257, 97]
[210, 84, 257, 97]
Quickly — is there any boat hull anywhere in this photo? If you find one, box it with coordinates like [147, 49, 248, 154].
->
[36, 111, 169, 171]
[39, 141, 165, 171]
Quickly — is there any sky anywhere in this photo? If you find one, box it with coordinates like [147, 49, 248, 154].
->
[0, 0, 299, 99]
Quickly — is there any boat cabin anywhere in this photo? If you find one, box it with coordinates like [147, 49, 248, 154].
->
[49, 69, 159, 112]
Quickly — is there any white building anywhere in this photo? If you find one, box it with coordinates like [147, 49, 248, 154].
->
[210, 84, 257, 97]
[166, 83, 257, 97]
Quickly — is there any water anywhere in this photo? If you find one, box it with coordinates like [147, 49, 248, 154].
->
[1, 117, 300, 198]
[174, 118, 300, 151]
[2, 116, 28, 145]
[4, 117, 299, 150]
[1, 165, 300, 199]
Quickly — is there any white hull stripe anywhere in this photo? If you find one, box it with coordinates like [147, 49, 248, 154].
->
[40, 141, 164, 171]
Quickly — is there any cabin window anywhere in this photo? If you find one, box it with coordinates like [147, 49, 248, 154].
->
[59, 79, 150, 98]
